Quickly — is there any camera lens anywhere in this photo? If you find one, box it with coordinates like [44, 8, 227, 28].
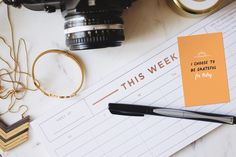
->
[64, 10, 125, 50]
[3, 0, 135, 51]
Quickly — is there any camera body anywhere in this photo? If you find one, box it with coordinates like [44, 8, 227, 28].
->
[4, 0, 135, 50]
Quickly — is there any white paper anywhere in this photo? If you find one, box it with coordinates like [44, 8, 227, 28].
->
[32, 2, 236, 157]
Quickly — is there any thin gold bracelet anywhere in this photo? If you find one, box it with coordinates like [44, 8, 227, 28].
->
[32, 49, 85, 99]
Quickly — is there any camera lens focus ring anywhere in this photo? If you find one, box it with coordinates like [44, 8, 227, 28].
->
[66, 29, 125, 50]
[64, 13, 125, 50]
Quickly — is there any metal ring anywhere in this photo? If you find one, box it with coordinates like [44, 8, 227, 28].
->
[64, 24, 124, 34]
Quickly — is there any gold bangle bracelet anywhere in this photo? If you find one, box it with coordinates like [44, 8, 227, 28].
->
[32, 49, 85, 99]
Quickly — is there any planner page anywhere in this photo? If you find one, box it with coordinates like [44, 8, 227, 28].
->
[32, 2, 236, 157]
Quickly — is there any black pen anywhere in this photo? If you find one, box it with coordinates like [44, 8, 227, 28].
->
[108, 103, 236, 125]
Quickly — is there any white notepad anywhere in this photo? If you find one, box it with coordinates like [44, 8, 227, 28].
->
[32, 2, 236, 157]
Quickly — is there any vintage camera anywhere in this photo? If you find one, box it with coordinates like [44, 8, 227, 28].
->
[3, 0, 135, 50]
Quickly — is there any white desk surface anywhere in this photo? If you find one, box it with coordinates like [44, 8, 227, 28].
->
[0, 0, 236, 157]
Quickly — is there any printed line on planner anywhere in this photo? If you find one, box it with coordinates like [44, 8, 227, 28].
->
[54, 116, 85, 135]
[92, 89, 120, 106]
[157, 123, 213, 156]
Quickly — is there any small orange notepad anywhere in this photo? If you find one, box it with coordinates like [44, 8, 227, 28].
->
[178, 32, 230, 107]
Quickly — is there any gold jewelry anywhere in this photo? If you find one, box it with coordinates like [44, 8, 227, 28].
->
[0, 116, 30, 152]
[0, 4, 34, 152]
[0, 6, 35, 116]
[32, 49, 85, 99]
[168, 0, 224, 16]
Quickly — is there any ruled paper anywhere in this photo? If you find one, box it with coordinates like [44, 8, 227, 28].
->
[32, 2, 236, 157]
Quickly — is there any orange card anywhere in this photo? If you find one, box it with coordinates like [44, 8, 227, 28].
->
[178, 32, 230, 107]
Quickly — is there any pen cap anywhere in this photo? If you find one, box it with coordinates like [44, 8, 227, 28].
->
[108, 103, 153, 116]
[167, 0, 224, 16]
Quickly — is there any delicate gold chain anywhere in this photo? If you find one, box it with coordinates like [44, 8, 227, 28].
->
[0, 6, 37, 117]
